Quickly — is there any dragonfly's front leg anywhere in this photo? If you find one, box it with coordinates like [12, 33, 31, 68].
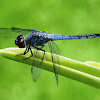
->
[23, 47, 33, 59]
[15, 45, 33, 59]
[15, 47, 28, 57]
[23, 47, 29, 55]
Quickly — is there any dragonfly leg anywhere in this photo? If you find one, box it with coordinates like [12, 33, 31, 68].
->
[23, 47, 29, 55]
[33, 46, 45, 64]
[29, 47, 33, 57]
[23, 47, 33, 59]
[15, 47, 29, 57]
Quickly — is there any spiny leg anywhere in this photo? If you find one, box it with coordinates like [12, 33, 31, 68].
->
[23, 47, 29, 55]
[15, 47, 29, 57]
[23, 47, 33, 59]
[40, 45, 45, 61]
[15, 45, 33, 59]
[33, 45, 45, 64]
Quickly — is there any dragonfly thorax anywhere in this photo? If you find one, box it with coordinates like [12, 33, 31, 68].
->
[15, 35, 25, 48]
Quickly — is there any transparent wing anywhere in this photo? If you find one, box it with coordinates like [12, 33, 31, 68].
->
[48, 41, 60, 85]
[31, 50, 42, 82]
[31, 66, 42, 82]
[0, 27, 33, 38]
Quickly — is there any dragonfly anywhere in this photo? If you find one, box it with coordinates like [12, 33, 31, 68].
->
[0, 27, 100, 85]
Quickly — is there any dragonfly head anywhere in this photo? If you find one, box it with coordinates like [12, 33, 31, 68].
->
[15, 35, 25, 48]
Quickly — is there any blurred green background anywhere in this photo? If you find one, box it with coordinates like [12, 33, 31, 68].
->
[0, 0, 100, 100]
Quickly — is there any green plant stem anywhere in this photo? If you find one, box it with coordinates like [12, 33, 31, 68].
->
[0, 47, 100, 88]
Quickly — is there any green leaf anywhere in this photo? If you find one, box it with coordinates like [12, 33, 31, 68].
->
[0, 47, 100, 88]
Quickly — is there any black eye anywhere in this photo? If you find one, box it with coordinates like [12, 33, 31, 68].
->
[15, 35, 25, 48]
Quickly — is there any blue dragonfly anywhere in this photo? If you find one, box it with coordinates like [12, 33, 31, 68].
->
[0, 27, 100, 85]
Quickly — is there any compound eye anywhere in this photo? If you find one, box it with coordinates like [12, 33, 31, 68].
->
[15, 35, 25, 48]
[17, 35, 24, 40]
[15, 39, 18, 45]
